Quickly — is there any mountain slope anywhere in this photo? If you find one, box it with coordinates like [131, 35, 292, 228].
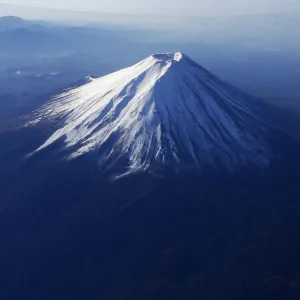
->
[32, 52, 272, 173]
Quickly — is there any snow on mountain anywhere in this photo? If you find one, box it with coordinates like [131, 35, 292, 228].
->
[32, 52, 272, 172]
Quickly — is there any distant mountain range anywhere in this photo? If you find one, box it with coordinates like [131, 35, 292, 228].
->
[0, 16, 46, 31]
[0, 16, 139, 54]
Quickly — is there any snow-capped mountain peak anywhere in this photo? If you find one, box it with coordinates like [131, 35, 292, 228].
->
[33, 52, 271, 173]
[152, 52, 183, 62]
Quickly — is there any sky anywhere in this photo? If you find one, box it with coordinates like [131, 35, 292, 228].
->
[1, 0, 300, 16]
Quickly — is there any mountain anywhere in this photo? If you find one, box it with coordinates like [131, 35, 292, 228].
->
[0, 16, 35, 30]
[32, 52, 272, 174]
[0, 16, 68, 53]
[0, 16, 48, 32]
[0, 16, 26, 30]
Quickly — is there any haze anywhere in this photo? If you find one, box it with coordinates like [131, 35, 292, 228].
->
[1, 0, 300, 16]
